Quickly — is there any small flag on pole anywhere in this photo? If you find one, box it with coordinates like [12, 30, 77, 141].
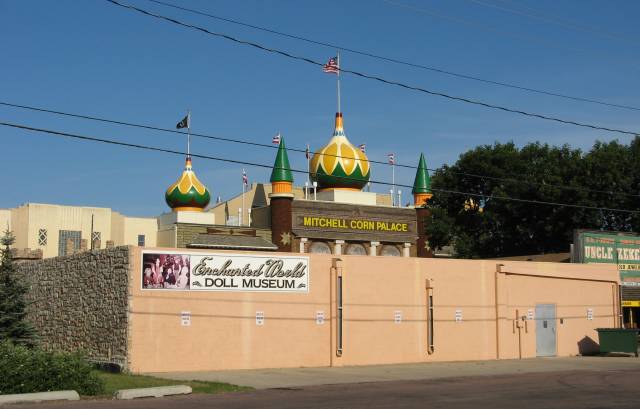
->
[358, 144, 366, 153]
[323, 56, 339, 74]
[176, 113, 190, 129]
[387, 153, 395, 165]
[272, 133, 281, 145]
[305, 145, 310, 159]
[242, 169, 248, 186]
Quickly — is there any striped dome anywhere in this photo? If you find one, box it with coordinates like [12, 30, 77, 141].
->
[165, 156, 211, 211]
[310, 113, 370, 191]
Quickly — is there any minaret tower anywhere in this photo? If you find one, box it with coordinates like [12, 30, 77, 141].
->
[412, 153, 433, 258]
[269, 137, 294, 252]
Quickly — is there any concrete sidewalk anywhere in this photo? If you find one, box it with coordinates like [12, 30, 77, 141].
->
[149, 356, 640, 389]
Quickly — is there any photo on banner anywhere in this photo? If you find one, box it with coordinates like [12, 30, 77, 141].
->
[142, 252, 191, 289]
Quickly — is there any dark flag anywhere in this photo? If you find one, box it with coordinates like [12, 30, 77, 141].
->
[176, 113, 190, 129]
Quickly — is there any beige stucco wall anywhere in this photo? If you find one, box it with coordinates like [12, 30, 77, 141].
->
[4, 203, 158, 258]
[13, 203, 113, 257]
[0, 209, 11, 234]
[121, 215, 157, 248]
[209, 183, 304, 227]
[156, 226, 177, 247]
[9, 205, 29, 250]
[127, 248, 619, 373]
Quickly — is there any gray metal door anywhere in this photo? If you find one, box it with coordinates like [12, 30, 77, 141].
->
[536, 304, 557, 357]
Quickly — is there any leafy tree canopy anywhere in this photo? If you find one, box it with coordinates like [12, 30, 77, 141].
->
[427, 137, 640, 258]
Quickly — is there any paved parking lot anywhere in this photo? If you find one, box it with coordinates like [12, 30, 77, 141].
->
[150, 355, 640, 389]
[13, 367, 640, 409]
[10, 357, 640, 409]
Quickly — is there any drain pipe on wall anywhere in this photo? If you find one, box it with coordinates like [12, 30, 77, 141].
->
[495, 264, 504, 360]
[425, 279, 434, 354]
[331, 258, 344, 362]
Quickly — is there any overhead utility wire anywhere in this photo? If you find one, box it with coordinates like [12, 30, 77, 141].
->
[466, 0, 639, 45]
[3, 120, 639, 215]
[143, 0, 640, 112]
[105, 0, 639, 137]
[381, 0, 635, 66]
[3, 100, 640, 199]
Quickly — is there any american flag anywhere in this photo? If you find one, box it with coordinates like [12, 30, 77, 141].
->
[242, 169, 248, 185]
[387, 153, 395, 165]
[272, 133, 281, 145]
[323, 56, 339, 74]
[358, 144, 366, 153]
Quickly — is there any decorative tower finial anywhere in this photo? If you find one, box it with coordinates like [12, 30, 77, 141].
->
[270, 137, 293, 193]
[309, 112, 370, 191]
[412, 153, 432, 206]
[165, 156, 211, 212]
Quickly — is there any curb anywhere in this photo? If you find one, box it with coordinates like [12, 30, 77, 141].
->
[0, 390, 80, 405]
[114, 385, 192, 400]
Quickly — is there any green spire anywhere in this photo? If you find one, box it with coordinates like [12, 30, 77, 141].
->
[412, 153, 431, 194]
[270, 137, 294, 183]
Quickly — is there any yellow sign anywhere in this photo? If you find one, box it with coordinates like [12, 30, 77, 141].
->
[622, 301, 640, 307]
[618, 264, 640, 271]
[302, 216, 409, 232]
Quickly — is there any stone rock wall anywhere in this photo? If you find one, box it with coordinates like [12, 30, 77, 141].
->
[16, 246, 131, 368]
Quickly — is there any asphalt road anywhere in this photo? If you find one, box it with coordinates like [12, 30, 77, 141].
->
[15, 368, 639, 409]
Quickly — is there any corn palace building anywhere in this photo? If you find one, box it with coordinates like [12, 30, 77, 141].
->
[8, 110, 627, 373]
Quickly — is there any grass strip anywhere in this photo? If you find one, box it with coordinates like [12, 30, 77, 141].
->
[94, 371, 251, 397]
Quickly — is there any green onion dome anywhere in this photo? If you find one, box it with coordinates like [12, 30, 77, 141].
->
[310, 113, 370, 191]
[165, 156, 211, 211]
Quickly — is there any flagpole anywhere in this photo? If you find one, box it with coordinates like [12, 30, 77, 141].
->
[241, 168, 245, 226]
[392, 160, 396, 206]
[337, 51, 341, 113]
[187, 109, 191, 157]
[307, 143, 310, 185]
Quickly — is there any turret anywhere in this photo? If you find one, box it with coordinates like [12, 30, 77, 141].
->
[412, 153, 433, 206]
[413, 153, 433, 258]
[269, 137, 294, 252]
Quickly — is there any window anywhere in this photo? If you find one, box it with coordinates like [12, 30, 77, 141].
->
[58, 230, 81, 256]
[38, 229, 47, 246]
[346, 243, 367, 256]
[380, 245, 401, 257]
[138, 234, 145, 247]
[308, 241, 331, 254]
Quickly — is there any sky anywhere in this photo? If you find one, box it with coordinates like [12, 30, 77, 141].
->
[1, 0, 639, 216]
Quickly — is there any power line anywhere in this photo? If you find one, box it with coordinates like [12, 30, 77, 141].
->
[3, 100, 640, 200]
[466, 0, 639, 46]
[382, 0, 639, 67]
[104, 0, 640, 137]
[142, 0, 640, 112]
[2, 120, 639, 215]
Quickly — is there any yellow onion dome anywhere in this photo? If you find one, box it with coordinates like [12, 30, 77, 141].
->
[310, 113, 370, 190]
[165, 156, 211, 211]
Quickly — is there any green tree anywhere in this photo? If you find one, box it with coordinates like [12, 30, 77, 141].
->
[427, 137, 640, 258]
[425, 205, 454, 252]
[0, 229, 38, 347]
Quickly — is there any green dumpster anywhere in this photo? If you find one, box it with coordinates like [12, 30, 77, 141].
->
[596, 328, 639, 357]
